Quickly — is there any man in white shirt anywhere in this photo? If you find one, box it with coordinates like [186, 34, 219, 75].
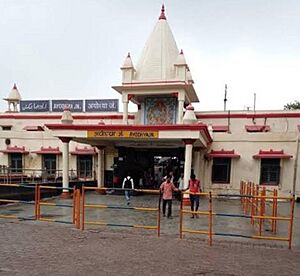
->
[178, 172, 184, 190]
[122, 173, 134, 205]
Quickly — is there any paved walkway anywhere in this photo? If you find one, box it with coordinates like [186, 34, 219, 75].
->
[0, 192, 300, 275]
[0, 220, 300, 276]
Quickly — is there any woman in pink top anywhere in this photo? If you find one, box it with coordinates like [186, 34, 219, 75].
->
[160, 176, 178, 218]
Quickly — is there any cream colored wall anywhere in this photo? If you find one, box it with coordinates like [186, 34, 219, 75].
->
[0, 125, 99, 176]
[196, 113, 300, 195]
[0, 112, 126, 171]
[1, 110, 300, 196]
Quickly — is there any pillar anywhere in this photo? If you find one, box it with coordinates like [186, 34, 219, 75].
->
[175, 92, 185, 124]
[122, 93, 129, 125]
[183, 139, 195, 189]
[97, 146, 105, 188]
[59, 137, 72, 198]
[193, 147, 201, 179]
[177, 99, 184, 124]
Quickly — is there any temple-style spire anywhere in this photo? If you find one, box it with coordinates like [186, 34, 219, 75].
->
[121, 52, 134, 69]
[175, 49, 187, 65]
[134, 4, 178, 81]
[8, 83, 21, 100]
[159, 4, 166, 20]
[121, 52, 135, 83]
[3, 83, 22, 112]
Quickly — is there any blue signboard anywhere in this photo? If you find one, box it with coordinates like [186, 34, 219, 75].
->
[20, 100, 50, 112]
[52, 100, 83, 112]
[85, 99, 119, 112]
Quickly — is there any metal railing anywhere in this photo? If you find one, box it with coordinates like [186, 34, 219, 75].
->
[0, 167, 95, 184]
[81, 187, 161, 237]
[180, 183, 295, 249]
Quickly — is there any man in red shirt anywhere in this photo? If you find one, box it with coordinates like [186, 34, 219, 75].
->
[160, 176, 178, 218]
[188, 174, 201, 218]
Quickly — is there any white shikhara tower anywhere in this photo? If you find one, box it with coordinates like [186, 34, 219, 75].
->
[46, 5, 211, 195]
[113, 5, 198, 125]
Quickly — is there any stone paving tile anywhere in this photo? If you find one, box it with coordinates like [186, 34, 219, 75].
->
[0, 192, 299, 275]
[0, 220, 300, 276]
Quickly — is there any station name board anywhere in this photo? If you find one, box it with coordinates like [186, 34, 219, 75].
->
[52, 100, 83, 112]
[85, 99, 118, 112]
[20, 100, 50, 112]
[19, 99, 119, 112]
[88, 130, 159, 139]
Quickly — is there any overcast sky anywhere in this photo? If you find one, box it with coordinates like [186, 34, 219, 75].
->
[0, 0, 299, 112]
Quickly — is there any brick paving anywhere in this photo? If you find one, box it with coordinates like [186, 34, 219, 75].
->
[0, 220, 300, 276]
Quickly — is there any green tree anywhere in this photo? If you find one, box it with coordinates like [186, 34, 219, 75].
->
[284, 100, 300, 110]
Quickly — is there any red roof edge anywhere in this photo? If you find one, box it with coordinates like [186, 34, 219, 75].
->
[207, 149, 240, 158]
[253, 150, 292, 159]
[0, 146, 29, 154]
[196, 112, 300, 119]
[23, 125, 44, 131]
[70, 147, 97, 155]
[32, 146, 61, 154]
[212, 125, 229, 132]
[0, 114, 135, 120]
[45, 123, 208, 131]
[45, 123, 213, 144]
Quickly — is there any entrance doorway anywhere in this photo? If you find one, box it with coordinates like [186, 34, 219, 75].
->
[111, 147, 184, 189]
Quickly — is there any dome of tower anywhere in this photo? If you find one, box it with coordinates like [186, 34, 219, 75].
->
[122, 53, 134, 69]
[7, 84, 21, 101]
[174, 49, 187, 66]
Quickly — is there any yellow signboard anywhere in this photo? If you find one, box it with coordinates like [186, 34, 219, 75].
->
[88, 130, 159, 139]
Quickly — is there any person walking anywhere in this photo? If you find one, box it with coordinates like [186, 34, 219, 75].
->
[122, 173, 134, 205]
[160, 176, 178, 218]
[178, 172, 184, 190]
[188, 174, 201, 218]
[175, 172, 184, 201]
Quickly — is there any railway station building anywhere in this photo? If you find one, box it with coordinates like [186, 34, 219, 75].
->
[0, 6, 299, 199]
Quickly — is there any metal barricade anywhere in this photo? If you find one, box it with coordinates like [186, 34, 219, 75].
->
[81, 186, 161, 237]
[36, 185, 81, 228]
[180, 188, 295, 249]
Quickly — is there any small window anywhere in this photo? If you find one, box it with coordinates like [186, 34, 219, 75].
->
[211, 157, 231, 183]
[260, 158, 280, 185]
[77, 155, 93, 178]
[42, 154, 56, 176]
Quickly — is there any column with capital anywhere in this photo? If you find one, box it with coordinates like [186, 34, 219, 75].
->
[122, 93, 132, 125]
[177, 92, 185, 124]
[182, 139, 196, 206]
[183, 139, 196, 189]
[96, 146, 105, 189]
[59, 137, 72, 198]
[193, 147, 201, 180]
